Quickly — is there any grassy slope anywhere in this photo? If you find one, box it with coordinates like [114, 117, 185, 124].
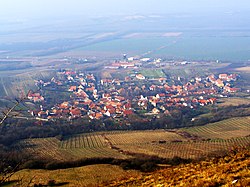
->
[107, 148, 250, 187]
[7, 164, 140, 187]
[0, 69, 55, 97]
[217, 97, 250, 107]
[6, 148, 250, 186]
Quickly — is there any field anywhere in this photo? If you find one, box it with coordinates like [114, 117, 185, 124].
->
[4, 117, 250, 186]
[108, 148, 250, 187]
[9, 164, 140, 187]
[235, 66, 250, 73]
[162, 64, 215, 80]
[139, 69, 166, 78]
[14, 116, 250, 161]
[0, 69, 56, 97]
[16, 134, 127, 162]
[217, 97, 250, 106]
[181, 116, 250, 139]
[8, 144, 250, 187]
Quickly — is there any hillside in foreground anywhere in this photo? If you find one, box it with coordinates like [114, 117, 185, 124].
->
[4, 147, 249, 186]
[107, 147, 250, 187]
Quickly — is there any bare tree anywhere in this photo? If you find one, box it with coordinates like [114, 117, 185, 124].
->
[0, 96, 27, 185]
[0, 99, 23, 126]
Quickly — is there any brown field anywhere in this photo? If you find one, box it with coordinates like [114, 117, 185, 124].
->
[117, 137, 250, 159]
[181, 116, 250, 139]
[108, 148, 250, 187]
[9, 164, 140, 187]
[5, 117, 250, 186]
[15, 116, 250, 162]
[100, 70, 113, 79]
[235, 66, 250, 72]
[217, 97, 250, 106]
[105, 130, 187, 145]
[16, 134, 128, 162]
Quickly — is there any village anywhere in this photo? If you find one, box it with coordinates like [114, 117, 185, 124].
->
[26, 58, 240, 123]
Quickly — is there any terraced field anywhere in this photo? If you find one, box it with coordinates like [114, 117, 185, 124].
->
[103, 128, 250, 159]
[16, 134, 127, 161]
[15, 117, 250, 161]
[181, 117, 250, 139]
[117, 137, 250, 159]
[0, 70, 55, 97]
[105, 130, 187, 145]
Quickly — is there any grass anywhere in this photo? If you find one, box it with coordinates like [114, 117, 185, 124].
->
[7, 144, 250, 186]
[107, 147, 250, 186]
[0, 69, 56, 97]
[6, 120, 250, 186]
[162, 64, 218, 80]
[139, 69, 166, 78]
[16, 134, 127, 162]
[117, 137, 250, 159]
[235, 66, 250, 73]
[217, 97, 250, 106]
[7, 164, 140, 187]
[105, 130, 187, 145]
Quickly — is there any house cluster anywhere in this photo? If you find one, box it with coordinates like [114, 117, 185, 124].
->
[207, 73, 239, 93]
[28, 70, 240, 121]
[27, 91, 44, 102]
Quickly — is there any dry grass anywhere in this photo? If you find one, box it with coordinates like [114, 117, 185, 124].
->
[235, 66, 250, 73]
[217, 97, 250, 106]
[106, 130, 187, 145]
[100, 70, 113, 79]
[116, 137, 250, 159]
[17, 135, 127, 161]
[9, 164, 140, 187]
[107, 148, 250, 187]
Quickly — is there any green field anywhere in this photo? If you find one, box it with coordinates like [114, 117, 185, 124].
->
[140, 69, 166, 78]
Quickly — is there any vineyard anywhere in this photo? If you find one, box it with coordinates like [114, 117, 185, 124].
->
[116, 137, 250, 159]
[0, 69, 55, 97]
[15, 117, 250, 161]
[105, 130, 187, 145]
[16, 134, 127, 161]
[181, 116, 250, 139]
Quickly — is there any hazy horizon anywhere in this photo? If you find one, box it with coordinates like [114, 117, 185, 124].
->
[1, 0, 250, 61]
[1, 0, 250, 20]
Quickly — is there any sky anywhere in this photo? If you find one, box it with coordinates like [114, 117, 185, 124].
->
[0, 0, 250, 20]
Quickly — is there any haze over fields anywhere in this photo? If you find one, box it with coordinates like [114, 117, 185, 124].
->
[1, 0, 250, 60]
